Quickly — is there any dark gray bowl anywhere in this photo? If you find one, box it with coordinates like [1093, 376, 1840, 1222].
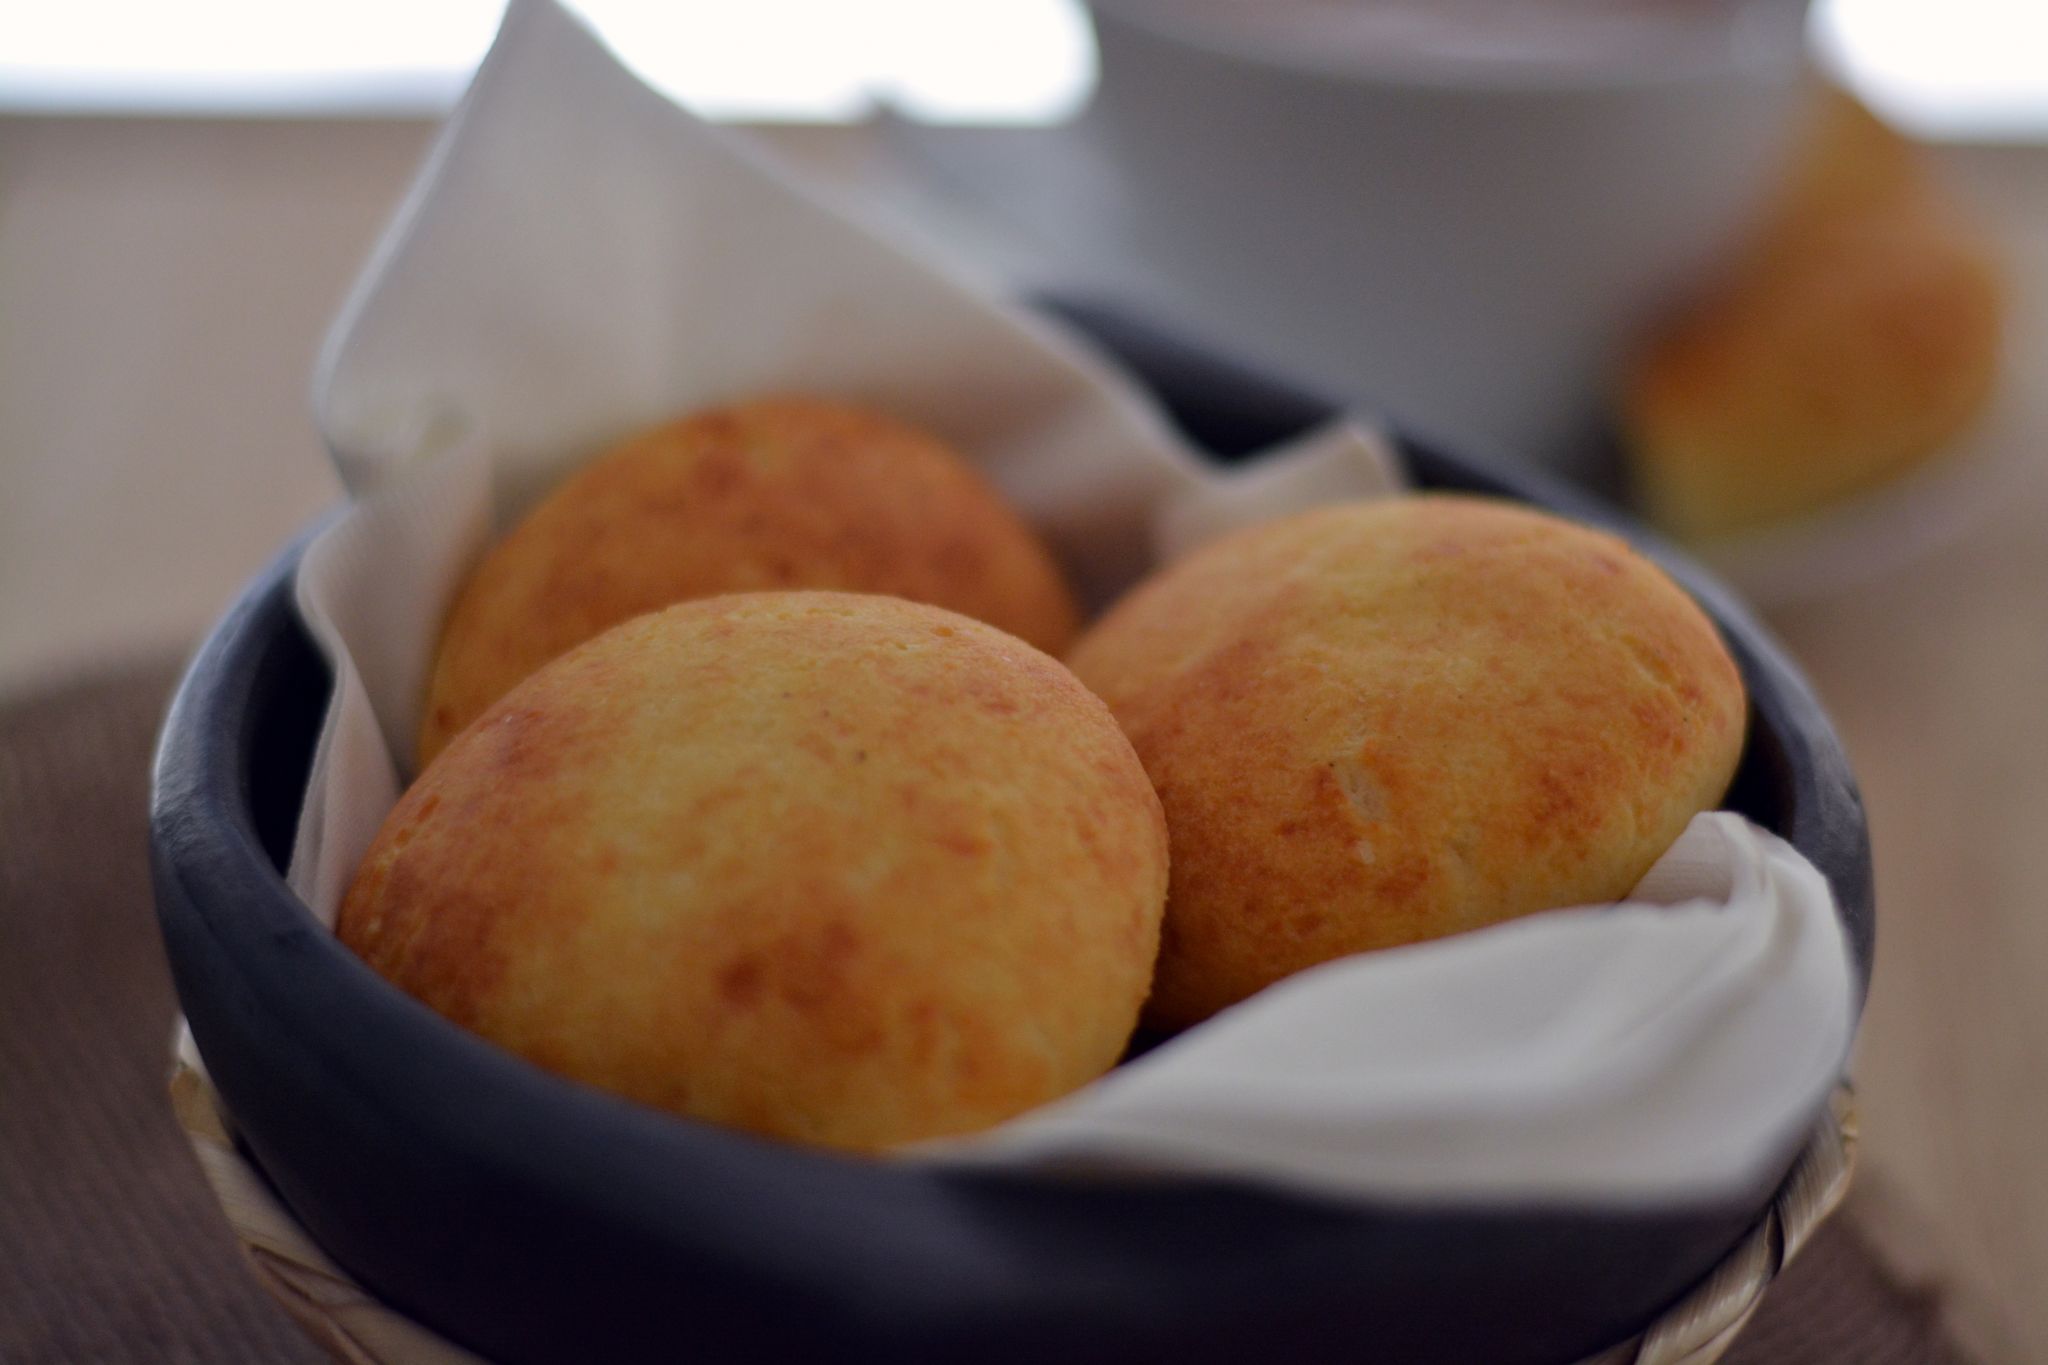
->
[151, 300, 1871, 1365]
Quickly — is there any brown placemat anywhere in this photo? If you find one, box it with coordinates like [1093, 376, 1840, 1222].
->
[0, 658, 1972, 1365]
[0, 659, 322, 1365]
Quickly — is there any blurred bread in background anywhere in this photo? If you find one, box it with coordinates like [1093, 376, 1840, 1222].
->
[1623, 86, 2004, 542]
[1771, 86, 1925, 230]
[419, 398, 1080, 766]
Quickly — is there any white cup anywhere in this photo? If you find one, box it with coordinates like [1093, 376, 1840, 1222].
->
[895, 0, 1811, 475]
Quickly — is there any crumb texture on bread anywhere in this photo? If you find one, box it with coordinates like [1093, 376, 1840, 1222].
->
[344, 592, 1163, 1151]
[419, 398, 1080, 765]
[1068, 496, 1747, 1029]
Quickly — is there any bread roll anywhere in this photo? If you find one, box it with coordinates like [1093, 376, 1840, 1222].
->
[344, 592, 1165, 1151]
[1068, 496, 1746, 1029]
[419, 398, 1079, 765]
[1624, 88, 2003, 540]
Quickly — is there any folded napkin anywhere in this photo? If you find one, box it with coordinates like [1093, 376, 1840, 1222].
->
[286, 0, 1855, 1207]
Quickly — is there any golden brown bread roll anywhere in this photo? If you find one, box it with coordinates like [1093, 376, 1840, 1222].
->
[1769, 84, 1925, 232]
[418, 398, 1080, 766]
[1623, 87, 2003, 541]
[1068, 496, 1747, 1030]
[342, 592, 1167, 1151]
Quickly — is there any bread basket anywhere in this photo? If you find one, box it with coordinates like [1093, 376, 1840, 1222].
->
[152, 300, 1872, 1365]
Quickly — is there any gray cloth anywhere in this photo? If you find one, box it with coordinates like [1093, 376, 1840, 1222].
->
[0, 659, 1969, 1364]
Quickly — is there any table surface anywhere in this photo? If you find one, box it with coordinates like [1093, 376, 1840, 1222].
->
[2, 112, 2042, 1361]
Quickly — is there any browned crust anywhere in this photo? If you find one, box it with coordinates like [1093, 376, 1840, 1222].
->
[1069, 495, 1747, 1029]
[419, 398, 1080, 766]
[343, 592, 1165, 1151]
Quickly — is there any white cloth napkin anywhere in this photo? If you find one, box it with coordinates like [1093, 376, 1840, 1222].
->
[288, 0, 1855, 1208]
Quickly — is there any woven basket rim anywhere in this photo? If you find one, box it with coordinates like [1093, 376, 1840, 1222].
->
[169, 1043, 1856, 1365]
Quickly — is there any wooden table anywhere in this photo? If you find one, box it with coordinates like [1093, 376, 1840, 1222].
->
[2, 113, 2041, 1360]
[1764, 143, 2048, 1364]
